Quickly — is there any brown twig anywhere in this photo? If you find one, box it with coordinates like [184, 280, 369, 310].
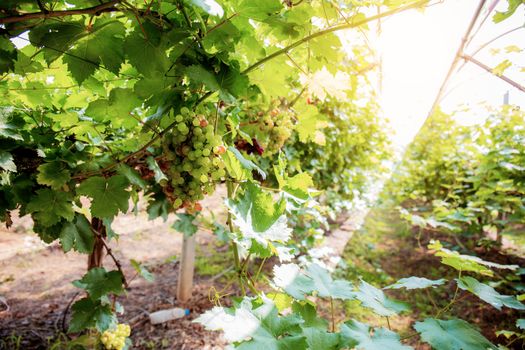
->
[462, 54, 525, 93]
[92, 229, 130, 288]
[0, 1, 121, 24]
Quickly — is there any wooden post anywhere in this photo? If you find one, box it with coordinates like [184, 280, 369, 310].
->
[177, 234, 196, 302]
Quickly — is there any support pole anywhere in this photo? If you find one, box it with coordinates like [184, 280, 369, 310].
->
[177, 234, 196, 302]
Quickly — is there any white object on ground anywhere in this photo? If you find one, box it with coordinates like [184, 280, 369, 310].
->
[149, 307, 190, 324]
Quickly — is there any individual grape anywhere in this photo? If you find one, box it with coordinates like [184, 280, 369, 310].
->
[202, 149, 211, 156]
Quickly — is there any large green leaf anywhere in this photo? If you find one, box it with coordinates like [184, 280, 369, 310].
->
[456, 276, 525, 310]
[304, 263, 355, 300]
[227, 182, 291, 250]
[63, 19, 126, 84]
[68, 297, 116, 333]
[27, 189, 74, 227]
[172, 213, 198, 237]
[0, 151, 16, 172]
[73, 267, 124, 300]
[340, 320, 412, 350]
[77, 175, 130, 218]
[414, 318, 497, 350]
[428, 240, 518, 276]
[59, 215, 94, 254]
[354, 280, 409, 316]
[195, 296, 303, 348]
[273, 263, 355, 301]
[385, 277, 446, 290]
[36, 161, 71, 189]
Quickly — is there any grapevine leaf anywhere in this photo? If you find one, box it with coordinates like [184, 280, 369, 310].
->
[414, 318, 497, 350]
[68, 297, 116, 333]
[146, 156, 168, 185]
[222, 149, 251, 180]
[73, 268, 124, 300]
[273, 263, 315, 300]
[124, 26, 171, 78]
[517, 319, 525, 330]
[273, 263, 355, 300]
[117, 164, 147, 189]
[294, 104, 327, 144]
[147, 192, 170, 221]
[0, 113, 23, 140]
[77, 175, 130, 218]
[354, 280, 409, 316]
[228, 146, 266, 179]
[63, 19, 125, 84]
[0, 37, 17, 73]
[385, 277, 446, 290]
[28, 21, 85, 64]
[172, 213, 198, 237]
[196, 296, 304, 348]
[428, 240, 518, 276]
[340, 320, 412, 350]
[27, 189, 74, 227]
[456, 276, 525, 310]
[227, 183, 291, 249]
[493, 0, 524, 22]
[304, 263, 355, 300]
[302, 327, 339, 350]
[0, 151, 16, 172]
[85, 88, 141, 128]
[36, 161, 71, 189]
[236, 0, 283, 21]
[282, 173, 314, 201]
[59, 215, 94, 254]
[185, 64, 220, 91]
[130, 259, 155, 282]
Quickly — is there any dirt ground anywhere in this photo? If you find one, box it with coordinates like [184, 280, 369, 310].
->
[0, 187, 232, 350]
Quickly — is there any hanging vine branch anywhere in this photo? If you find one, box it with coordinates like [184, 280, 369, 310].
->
[0, 1, 121, 24]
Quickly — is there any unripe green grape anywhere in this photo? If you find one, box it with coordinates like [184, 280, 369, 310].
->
[182, 163, 192, 172]
[193, 127, 203, 136]
[194, 141, 203, 149]
[175, 114, 184, 122]
[177, 122, 186, 132]
[192, 118, 201, 127]
[218, 168, 226, 177]
[180, 107, 190, 115]
[202, 149, 211, 156]
[174, 198, 183, 208]
[194, 149, 202, 157]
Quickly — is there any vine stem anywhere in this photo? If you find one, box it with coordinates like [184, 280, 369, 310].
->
[0, 1, 121, 24]
[435, 271, 461, 319]
[227, 180, 246, 296]
[330, 297, 335, 332]
[92, 227, 130, 288]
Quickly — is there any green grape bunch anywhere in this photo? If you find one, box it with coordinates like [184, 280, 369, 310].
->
[100, 323, 131, 350]
[159, 107, 226, 212]
[240, 103, 294, 155]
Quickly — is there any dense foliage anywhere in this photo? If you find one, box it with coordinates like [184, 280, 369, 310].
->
[0, 0, 523, 349]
